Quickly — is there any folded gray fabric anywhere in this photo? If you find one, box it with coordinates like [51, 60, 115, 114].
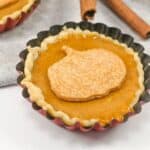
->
[0, 0, 150, 87]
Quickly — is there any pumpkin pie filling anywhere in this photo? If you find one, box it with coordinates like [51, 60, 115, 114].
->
[30, 31, 143, 125]
[0, 0, 18, 8]
[0, 0, 29, 19]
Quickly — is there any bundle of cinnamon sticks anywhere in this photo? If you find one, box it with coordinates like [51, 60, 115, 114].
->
[80, 0, 150, 39]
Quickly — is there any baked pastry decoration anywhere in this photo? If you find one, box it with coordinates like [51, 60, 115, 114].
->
[0, 0, 40, 32]
[17, 22, 150, 132]
[48, 46, 127, 102]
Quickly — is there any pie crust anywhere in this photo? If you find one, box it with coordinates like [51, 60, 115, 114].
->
[17, 22, 150, 131]
[21, 28, 144, 126]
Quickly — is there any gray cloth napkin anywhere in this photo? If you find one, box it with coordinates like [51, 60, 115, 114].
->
[0, 0, 150, 87]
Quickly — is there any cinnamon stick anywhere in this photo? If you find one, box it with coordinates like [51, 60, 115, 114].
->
[80, 0, 96, 21]
[106, 0, 150, 39]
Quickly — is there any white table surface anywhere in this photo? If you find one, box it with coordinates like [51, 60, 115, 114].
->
[0, 86, 150, 150]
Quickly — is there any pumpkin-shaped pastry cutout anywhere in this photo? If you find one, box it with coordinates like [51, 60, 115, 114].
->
[48, 46, 127, 102]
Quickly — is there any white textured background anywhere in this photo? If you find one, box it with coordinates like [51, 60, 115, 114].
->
[0, 0, 150, 86]
[0, 1, 150, 150]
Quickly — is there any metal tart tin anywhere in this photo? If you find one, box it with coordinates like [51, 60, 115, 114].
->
[17, 21, 150, 132]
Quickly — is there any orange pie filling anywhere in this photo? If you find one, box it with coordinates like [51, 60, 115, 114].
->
[23, 29, 144, 126]
[0, 0, 18, 8]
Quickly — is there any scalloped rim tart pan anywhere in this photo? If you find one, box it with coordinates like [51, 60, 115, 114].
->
[17, 21, 150, 132]
[0, 0, 40, 33]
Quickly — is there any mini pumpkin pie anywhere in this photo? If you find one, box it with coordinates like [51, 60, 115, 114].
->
[0, 0, 40, 32]
[17, 22, 150, 132]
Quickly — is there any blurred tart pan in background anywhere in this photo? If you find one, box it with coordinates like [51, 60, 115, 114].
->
[0, 0, 40, 32]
